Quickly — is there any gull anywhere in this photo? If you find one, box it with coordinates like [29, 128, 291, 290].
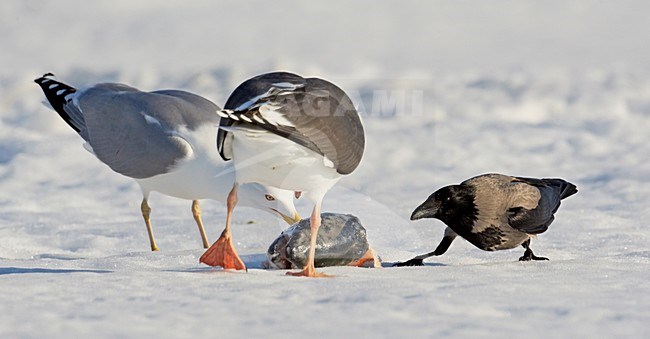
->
[34, 73, 300, 251]
[200, 71, 365, 276]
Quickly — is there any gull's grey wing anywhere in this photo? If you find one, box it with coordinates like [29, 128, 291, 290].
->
[150, 89, 222, 128]
[218, 72, 365, 175]
[77, 84, 220, 179]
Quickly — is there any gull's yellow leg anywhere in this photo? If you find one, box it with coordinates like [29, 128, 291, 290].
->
[141, 199, 159, 251]
[192, 200, 210, 249]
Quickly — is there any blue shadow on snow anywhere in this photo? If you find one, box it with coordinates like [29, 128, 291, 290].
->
[0, 267, 112, 275]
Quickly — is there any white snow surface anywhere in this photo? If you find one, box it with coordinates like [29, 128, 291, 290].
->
[1, 1, 650, 338]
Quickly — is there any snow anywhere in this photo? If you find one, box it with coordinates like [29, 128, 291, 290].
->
[1, 0, 650, 338]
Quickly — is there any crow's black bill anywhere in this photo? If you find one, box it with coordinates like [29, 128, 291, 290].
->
[410, 203, 436, 220]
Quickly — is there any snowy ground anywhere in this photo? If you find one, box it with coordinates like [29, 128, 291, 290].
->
[1, 1, 650, 338]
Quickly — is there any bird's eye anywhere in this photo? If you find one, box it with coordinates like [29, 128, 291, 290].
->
[264, 194, 275, 201]
[445, 196, 452, 202]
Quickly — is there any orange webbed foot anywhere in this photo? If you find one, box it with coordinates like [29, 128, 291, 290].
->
[200, 232, 246, 271]
[348, 248, 381, 268]
[286, 265, 333, 278]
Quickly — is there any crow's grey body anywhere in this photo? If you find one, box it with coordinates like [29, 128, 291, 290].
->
[458, 174, 574, 251]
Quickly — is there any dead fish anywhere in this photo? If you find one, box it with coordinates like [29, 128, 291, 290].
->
[266, 213, 380, 269]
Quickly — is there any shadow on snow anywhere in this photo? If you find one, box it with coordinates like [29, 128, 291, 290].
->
[0, 267, 112, 275]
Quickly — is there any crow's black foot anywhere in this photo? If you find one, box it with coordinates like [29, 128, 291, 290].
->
[519, 252, 549, 261]
[392, 258, 425, 267]
[519, 242, 549, 261]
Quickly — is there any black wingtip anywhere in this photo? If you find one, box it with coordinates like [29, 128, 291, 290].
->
[561, 182, 578, 200]
[34, 72, 55, 84]
[529, 177, 578, 200]
[34, 73, 80, 133]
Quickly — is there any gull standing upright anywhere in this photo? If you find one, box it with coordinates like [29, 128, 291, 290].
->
[200, 71, 365, 277]
[34, 73, 300, 251]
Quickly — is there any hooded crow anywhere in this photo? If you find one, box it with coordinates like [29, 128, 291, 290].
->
[394, 173, 577, 266]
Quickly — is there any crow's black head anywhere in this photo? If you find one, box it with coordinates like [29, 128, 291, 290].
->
[411, 185, 477, 226]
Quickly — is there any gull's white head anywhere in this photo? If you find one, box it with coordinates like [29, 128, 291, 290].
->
[237, 183, 301, 225]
